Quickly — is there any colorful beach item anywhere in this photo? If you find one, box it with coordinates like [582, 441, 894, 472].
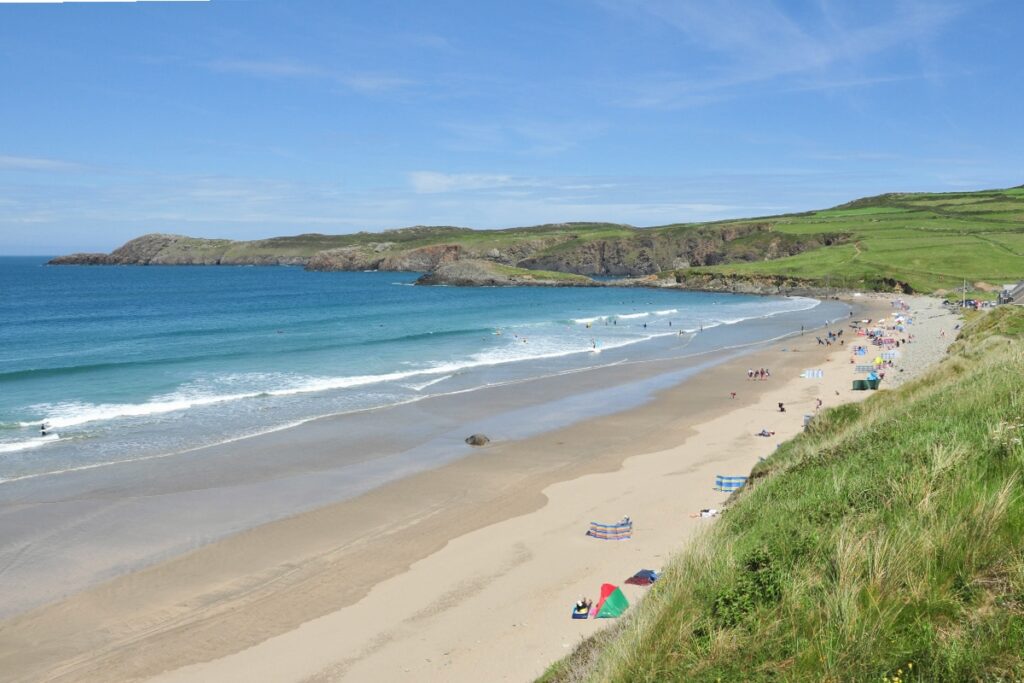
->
[624, 569, 659, 586]
[586, 517, 633, 540]
[593, 583, 629, 618]
[714, 475, 747, 492]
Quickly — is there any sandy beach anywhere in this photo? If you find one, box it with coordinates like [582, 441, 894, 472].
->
[0, 295, 958, 683]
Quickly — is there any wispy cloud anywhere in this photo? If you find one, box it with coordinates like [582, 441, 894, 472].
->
[0, 155, 82, 172]
[409, 172, 522, 194]
[441, 120, 607, 156]
[409, 172, 621, 195]
[603, 0, 969, 108]
[205, 58, 415, 93]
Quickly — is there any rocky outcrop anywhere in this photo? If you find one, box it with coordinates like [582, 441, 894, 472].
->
[50, 233, 309, 266]
[667, 271, 913, 296]
[48, 252, 115, 265]
[305, 247, 381, 271]
[517, 225, 847, 276]
[415, 260, 597, 287]
[305, 244, 463, 272]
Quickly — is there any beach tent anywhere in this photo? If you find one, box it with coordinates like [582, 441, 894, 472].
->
[624, 569, 659, 586]
[593, 583, 629, 618]
[715, 475, 747, 492]
[586, 518, 633, 540]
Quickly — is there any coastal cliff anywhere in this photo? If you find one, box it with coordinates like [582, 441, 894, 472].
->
[414, 260, 598, 286]
[49, 184, 1024, 294]
[50, 224, 847, 279]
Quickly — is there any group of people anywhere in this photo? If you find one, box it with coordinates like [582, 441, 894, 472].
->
[816, 329, 844, 346]
[747, 367, 771, 380]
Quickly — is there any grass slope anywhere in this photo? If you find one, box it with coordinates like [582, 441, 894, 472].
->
[541, 306, 1024, 682]
[673, 188, 1024, 292]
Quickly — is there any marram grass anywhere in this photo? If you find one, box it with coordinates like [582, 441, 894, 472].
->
[540, 306, 1024, 682]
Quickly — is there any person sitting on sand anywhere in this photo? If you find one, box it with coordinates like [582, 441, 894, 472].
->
[690, 508, 719, 518]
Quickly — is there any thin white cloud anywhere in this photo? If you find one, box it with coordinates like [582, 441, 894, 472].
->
[409, 172, 520, 194]
[441, 120, 607, 156]
[205, 59, 415, 93]
[207, 59, 320, 78]
[603, 0, 969, 108]
[0, 155, 82, 171]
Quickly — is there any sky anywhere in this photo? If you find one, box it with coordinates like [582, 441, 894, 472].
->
[1, 0, 1022, 254]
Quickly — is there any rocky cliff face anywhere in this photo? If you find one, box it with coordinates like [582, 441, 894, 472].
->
[305, 244, 463, 272]
[415, 260, 598, 287]
[49, 226, 847, 280]
[517, 224, 845, 276]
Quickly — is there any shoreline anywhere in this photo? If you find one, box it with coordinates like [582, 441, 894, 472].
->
[0, 295, 957, 682]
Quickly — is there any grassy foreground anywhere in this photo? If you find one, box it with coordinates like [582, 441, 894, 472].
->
[541, 306, 1024, 682]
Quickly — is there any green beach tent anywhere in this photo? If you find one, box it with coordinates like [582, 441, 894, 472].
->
[594, 583, 629, 618]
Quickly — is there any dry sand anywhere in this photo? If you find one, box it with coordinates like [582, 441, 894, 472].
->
[0, 295, 958, 683]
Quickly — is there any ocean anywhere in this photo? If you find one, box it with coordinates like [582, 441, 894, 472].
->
[0, 256, 830, 483]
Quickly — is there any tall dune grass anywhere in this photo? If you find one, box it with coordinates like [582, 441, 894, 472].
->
[541, 306, 1024, 682]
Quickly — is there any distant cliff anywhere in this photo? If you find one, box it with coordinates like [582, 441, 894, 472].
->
[415, 260, 598, 287]
[50, 223, 847, 280]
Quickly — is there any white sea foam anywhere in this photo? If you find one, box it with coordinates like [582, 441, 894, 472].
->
[18, 296, 822, 432]
[402, 375, 454, 392]
[0, 434, 60, 454]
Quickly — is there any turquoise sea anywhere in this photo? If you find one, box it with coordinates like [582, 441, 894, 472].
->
[0, 257, 826, 482]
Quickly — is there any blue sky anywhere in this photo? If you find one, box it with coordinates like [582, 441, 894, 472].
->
[1, 0, 1022, 254]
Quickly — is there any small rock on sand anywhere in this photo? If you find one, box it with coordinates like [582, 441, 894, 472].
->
[465, 434, 490, 446]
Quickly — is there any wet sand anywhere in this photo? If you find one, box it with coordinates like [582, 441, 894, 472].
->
[0, 295, 958, 683]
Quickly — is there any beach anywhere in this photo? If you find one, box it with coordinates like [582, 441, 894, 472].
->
[0, 294, 957, 683]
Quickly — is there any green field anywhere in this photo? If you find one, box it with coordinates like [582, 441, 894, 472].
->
[674, 187, 1024, 292]
[540, 306, 1024, 682]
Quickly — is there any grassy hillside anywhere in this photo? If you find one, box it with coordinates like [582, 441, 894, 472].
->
[668, 187, 1024, 293]
[541, 306, 1024, 682]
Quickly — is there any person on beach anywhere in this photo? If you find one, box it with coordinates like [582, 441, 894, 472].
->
[778, 402, 786, 412]
[747, 368, 754, 380]
[816, 398, 823, 411]
[730, 392, 736, 399]
[757, 429, 775, 437]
